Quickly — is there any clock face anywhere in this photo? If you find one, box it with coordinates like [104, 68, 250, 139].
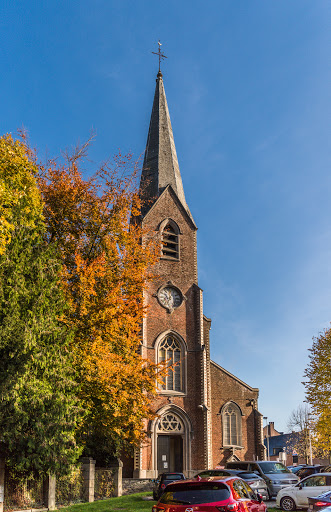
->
[158, 286, 182, 311]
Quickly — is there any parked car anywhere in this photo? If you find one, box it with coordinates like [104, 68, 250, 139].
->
[308, 505, 331, 512]
[152, 476, 267, 512]
[297, 466, 325, 480]
[310, 508, 331, 512]
[225, 460, 299, 498]
[289, 465, 308, 474]
[308, 490, 331, 512]
[276, 473, 331, 511]
[152, 472, 185, 500]
[194, 469, 269, 501]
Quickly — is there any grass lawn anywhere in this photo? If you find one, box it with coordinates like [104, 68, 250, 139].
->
[55, 495, 285, 512]
[55, 492, 156, 512]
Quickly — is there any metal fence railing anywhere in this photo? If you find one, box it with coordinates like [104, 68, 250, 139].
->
[94, 468, 114, 500]
[4, 472, 44, 511]
[56, 465, 85, 506]
[4, 465, 115, 510]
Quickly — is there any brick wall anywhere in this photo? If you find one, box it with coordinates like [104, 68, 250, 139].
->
[133, 186, 262, 476]
[140, 188, 206, 473]
[210, 361, 260, 465]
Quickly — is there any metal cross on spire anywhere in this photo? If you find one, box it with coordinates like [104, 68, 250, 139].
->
[152, 40, 167, 73]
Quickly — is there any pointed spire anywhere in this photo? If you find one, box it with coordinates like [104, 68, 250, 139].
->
[139, 72, 192, 219]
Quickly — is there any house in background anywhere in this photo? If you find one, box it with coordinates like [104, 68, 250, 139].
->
[263, 421, 327, 466]
[264, 423, 295, 464]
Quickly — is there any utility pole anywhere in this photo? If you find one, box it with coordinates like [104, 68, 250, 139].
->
[263, 417, 270, 461]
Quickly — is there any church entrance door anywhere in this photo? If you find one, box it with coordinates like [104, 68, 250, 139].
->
[157, 435, 183, 473]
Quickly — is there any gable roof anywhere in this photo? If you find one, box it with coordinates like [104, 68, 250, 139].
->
[143, 184, 197, 230]
[211, 360, 259, 394]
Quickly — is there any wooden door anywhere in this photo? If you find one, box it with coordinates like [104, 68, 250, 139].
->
[157, 435, 170, 473]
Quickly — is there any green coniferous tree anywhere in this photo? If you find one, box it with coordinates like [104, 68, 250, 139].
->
[0, 135, 83, 477]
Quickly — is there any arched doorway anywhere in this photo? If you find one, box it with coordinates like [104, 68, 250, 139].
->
[152, 407, 192, 476]
[157, 412, 184, 472]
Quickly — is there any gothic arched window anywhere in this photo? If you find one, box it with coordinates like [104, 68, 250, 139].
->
[158, 335, 183, 392]
[222, 402, 242, 447]
[161, 220, 179, 260]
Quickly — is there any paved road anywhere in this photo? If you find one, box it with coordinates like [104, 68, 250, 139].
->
[265, 499, 277, 508]
[143, 496, 278, 507]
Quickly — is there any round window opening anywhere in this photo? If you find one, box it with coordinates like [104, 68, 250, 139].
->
[158, 412, 183, 433]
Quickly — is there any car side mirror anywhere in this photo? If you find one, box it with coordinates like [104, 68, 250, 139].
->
[298, 484, 302, 490]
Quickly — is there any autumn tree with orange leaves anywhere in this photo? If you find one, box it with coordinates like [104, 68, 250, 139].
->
[38, 142, 161, 461]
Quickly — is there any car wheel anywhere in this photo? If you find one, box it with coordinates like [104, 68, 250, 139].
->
[280, 497, 296, 511]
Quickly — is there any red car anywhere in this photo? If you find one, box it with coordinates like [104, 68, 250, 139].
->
[152, 476, 267, 512]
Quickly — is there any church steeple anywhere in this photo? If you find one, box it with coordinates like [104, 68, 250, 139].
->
[139, 71, 192, 220]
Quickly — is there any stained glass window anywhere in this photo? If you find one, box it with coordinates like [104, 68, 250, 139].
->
[158, 412, 183, 432]
[159, 336, 182, 391]
[223, 403, 242, 446]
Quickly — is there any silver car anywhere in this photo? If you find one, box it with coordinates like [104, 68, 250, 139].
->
[277, 473, 331, 510]
[226, 461, 299, 498]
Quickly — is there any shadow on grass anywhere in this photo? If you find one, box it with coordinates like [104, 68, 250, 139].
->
[55, 492, 156, 512]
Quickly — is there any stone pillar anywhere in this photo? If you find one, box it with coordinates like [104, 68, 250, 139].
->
[108, 458, 123, 497]
[0, 457, 5, 512]
[43, 475, 56, 510]
[81, 457, 96, 502]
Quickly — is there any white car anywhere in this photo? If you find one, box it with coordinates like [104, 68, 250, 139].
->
[277, 473, 331, 511]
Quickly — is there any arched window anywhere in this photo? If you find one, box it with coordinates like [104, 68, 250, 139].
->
[158, 335, 183, 392]
[161, 221, 179, 260]
[222, 402, 242, 447]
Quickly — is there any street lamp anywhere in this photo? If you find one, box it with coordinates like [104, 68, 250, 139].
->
[263, 416, 270, 461]
[308, 413, 313, 465]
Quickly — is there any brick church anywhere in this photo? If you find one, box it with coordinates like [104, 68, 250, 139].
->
[129, 69, 265, 478]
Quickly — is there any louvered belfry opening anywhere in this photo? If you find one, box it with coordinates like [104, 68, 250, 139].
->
[162, 223, 179, 259]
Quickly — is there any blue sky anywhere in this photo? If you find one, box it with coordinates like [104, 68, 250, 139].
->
[1, 1, 330, 433]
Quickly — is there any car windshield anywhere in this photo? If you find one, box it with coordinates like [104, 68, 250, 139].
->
[163, 474, 183, 480]
[290, 467, 303, 473]
[160, 483, 231, 505]
[259, 462, 291, 474]
[198, 471, 228, 477]
[238, 472, 259, 480]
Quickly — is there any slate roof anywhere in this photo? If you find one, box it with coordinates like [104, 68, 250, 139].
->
[139, 71, 194, 223]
